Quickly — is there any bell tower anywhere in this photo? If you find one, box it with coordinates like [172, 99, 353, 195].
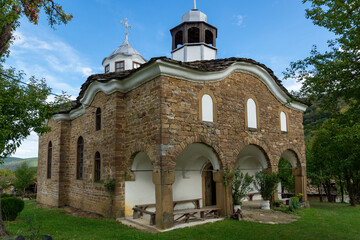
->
[170, 1, 217, 62]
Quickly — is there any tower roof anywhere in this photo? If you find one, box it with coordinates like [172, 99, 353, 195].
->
[182, 9, 207, 23]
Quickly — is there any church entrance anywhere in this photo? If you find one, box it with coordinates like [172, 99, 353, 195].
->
[203, 163, 216, 206]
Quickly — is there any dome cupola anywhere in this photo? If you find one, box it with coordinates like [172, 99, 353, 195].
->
[102, 18, 147, 73]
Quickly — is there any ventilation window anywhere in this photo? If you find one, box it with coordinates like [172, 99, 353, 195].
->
[96, 108, 101, 131]
[115, 61, 125, 72]
[104, 64, 110, 73]
[188, 27, 200, 43]
[175, 31, 183, 48]
[94, 152, 101, 181]
[280, 111, 287, 132]
[202, 94, 214, 122]
[47, 141, 52, 179]
[205, 30, 213, 46]
[77, 137, 84, 180]
[247, 98, 257, 129]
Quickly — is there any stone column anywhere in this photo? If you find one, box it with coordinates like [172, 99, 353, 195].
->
[293, 166, 307, 202]
[152, 169, 175, 229]
[213, 170, 232, 216]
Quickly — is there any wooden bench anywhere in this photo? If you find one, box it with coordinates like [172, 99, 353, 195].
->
[173, 207, 220, 225]
[132, 207, 156, 225]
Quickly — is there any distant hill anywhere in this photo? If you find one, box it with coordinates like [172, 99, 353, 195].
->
[1, 157, 38, 170]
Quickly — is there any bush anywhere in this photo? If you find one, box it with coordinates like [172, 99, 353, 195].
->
[289, 196, 300, 212]
[254, 171, 279, 200]
[232, 168, 254, 205]
[1, 196, 25, 221]
[1, 193, 11, 198]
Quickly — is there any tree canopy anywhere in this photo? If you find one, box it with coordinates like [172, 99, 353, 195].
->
[285, 0, 360, 113]
[287, 0, 360, 206]
[0, 1, 72, 161]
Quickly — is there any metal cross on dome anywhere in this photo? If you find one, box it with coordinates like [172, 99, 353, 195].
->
[120, 18, 132, 41]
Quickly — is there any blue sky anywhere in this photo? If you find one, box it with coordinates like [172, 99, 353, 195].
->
[7, 0, 334, 158]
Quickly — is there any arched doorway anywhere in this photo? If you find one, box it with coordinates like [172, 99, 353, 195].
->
[202, 163, 216, 206]
[235, 144, 270, 201]
[278, 149, 302, 200]
[124, 152, 154, 216]
[173, 143, 220, 209]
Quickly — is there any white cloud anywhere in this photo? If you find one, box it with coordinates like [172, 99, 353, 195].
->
[284, 79, 303, 92]
[235, 15, 244, 26]
[11, 132, 39, 158]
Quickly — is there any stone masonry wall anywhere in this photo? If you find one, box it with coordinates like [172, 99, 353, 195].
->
[158, 71, 305, 171]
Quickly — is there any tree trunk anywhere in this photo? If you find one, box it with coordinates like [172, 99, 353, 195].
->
[338, 176, 345, 203]
[0, 186, 7, 237]
[0, 20, 15, 57]
[318, 185, 323, 202]
[322, 182, 332, 202]
[346, 177, 356, 206]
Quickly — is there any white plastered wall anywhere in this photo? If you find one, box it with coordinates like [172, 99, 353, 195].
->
[173, 143, 220, 210]
[235, 145, 268, 201]
[102, 54, 145, 73]
[124, 152, 155, 216]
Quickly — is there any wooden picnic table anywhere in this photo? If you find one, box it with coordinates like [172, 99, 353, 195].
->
[132, 198, 202, 225]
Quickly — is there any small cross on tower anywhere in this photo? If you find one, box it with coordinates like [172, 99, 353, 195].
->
[120, 18, 132, 41]
[193, 0, 197, 9]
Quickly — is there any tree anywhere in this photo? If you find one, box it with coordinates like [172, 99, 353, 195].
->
[285, 0, 360, 115]
[1, 0, 73, 61]
[0, 167, 15, 191]
[0, 1, 72, 236]
[0, 68, 69, 160]
[309, 117, 360, 206]
[0, 1, 72, 161]
[13, 162, 36, 198]
[278, 158, 295, 194]
[285, 0, 360, 206]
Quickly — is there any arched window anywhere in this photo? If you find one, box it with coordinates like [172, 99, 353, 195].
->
[247, 98, 257, 129]
[175, 31, 183, 48]
[47, 141, 52, 179]
[202, 94, 214, 122]
[205, 30, 213, 45]
[188, 27, 200, 43]
[94, 152, 101, 181]
[280, 111, 287, 132]
[96, 108, 101, 131]
[77, 137, 84, 180]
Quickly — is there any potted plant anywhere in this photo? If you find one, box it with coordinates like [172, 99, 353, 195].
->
[296, 193, 303, 203]
[232, 167, 253, 212]
[254, 171, 279, 210]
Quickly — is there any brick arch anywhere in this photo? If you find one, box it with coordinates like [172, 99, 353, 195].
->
[172, 134, 224, 169]
[233, 139, 273, 169]
[276, 147, 303, 168]
[126, 142, 158, 170]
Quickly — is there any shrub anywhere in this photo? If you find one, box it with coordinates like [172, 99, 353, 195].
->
[1, 196, 25, 221]
[289, 196, 300, 212]
[232, 168, 253, 205]
[254, 171, 279, 200]
[1, 193, 11, 198]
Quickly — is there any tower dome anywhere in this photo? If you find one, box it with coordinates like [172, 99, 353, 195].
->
[102, 18, 147, 73]
[170, 1, 217, 62]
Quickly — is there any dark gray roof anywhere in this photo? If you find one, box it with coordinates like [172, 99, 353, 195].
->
[64, 57, 304, 113]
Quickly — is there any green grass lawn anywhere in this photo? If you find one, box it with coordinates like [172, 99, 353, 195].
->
[4, 201, 360, 240]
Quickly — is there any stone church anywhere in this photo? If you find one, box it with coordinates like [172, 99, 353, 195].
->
[37, 4, 307, 229]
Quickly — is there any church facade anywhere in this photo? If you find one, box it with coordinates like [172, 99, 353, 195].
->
[37, 6, 307, 229]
